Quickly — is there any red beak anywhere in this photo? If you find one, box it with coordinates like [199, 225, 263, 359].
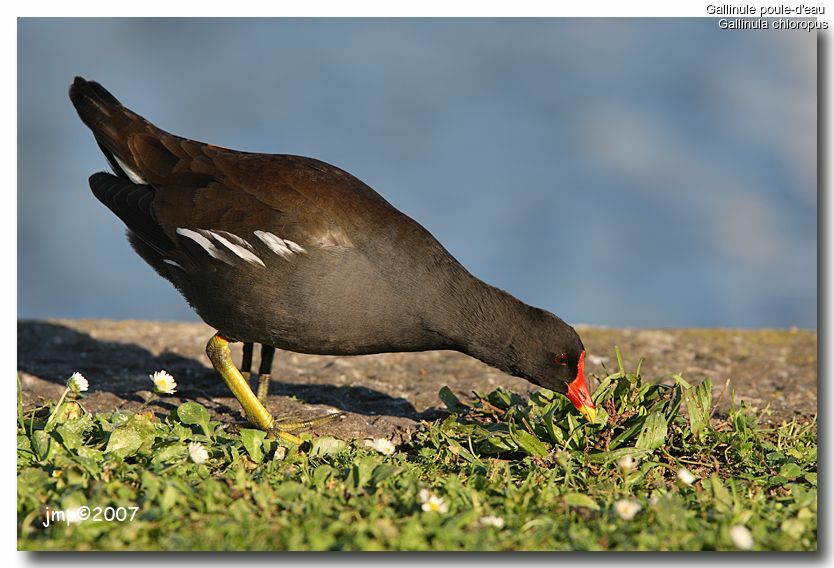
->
[566, 351, 597, 422]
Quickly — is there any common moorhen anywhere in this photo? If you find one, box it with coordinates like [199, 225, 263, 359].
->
[69, 77, 596, 442]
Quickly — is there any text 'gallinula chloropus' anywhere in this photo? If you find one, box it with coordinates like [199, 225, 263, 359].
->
[69, 77, 596, 442]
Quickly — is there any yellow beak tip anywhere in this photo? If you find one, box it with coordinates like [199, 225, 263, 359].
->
[579, 405, 597, 423]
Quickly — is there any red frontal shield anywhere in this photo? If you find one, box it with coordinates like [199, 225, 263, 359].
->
[566, 351, 596, 422]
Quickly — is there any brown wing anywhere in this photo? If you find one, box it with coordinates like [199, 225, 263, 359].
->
[70, 77, 396, 261]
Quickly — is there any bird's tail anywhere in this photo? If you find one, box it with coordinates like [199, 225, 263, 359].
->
[68, 76, 153, 183]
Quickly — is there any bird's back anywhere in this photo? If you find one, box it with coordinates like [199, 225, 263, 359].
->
[70, 77, 467, 354]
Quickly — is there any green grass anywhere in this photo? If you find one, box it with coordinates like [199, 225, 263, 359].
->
[17, 349, 817, 551]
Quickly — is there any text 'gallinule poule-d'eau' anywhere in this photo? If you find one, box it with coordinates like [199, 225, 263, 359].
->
[68, 77, 596, 442]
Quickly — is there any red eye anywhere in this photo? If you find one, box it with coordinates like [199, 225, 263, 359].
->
[555, 354, 568, 365]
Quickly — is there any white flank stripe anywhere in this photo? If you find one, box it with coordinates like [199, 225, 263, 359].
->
[254, 230, 293, 259]
[114, 156, 146, 185]
[176, 228, 230, 263]
[210, 232, 265, 267]
[284, 239, 307, 254]
[213, 230, 254, 250]
[163, 259, 184, 269]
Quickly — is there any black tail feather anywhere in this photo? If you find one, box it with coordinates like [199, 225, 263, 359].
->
[69, 77, 121, 129]
[69, 77, 131, 165]
[89, 172, 173, 254]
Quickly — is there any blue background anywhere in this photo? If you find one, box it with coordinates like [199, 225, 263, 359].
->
[18, 18, 817, 328]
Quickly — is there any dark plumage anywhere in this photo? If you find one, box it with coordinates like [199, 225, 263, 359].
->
[68, 76, 596, 424]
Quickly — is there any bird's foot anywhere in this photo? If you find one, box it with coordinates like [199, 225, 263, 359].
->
[207, 333, 344, 446]
[267, 411, 345, 445]
[267, 426, 303, 445]
[206, 333, 274, 431]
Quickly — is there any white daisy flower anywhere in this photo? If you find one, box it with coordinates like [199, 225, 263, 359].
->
[418, 489, 448, 513]
[617, 455, 638, 473]
[67, 372, 89, 393]
[188, 441, 208, 464]
[479, 515, 505, 528]
[614, 499, 642, 520]
[151, 370, 177, 395]
[677, 467, 697, 486]
[365, 438, 396, 455]
[730, 525, 754, 550]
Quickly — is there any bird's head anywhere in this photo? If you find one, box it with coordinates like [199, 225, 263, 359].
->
[524, 327, 596, 422]
[475, 307, 596, 422]
[452, 285, 597, 422]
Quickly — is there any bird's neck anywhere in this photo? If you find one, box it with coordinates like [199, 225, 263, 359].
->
[431, 273, 543, 381]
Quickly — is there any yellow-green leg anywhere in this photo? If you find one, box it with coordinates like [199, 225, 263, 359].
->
[256, 344, 275, 403]
[206, 333, 343, 445]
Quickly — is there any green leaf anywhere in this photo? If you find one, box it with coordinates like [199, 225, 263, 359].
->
[594, 406, 611, 426]
[591, 376, 614, 406]
[151, 443, 186, 467]
[31, 430, 54, 460]
[481, 435, 515, 454]
[664, 383, 685, 421]
[635, 357, 644, 378]
[612, 378, 634, 412]
[50, 415, 94, 454]
[105, 414, 156, 458]
[177, 401, 210, 425]
[105, 425, 145, 458]
[709, 473, 733, 513]
[781, 518, 807, 540]
[439, 386, 465, 411]
[777, 462, 803, 480]
[239, 428, 267, 462]
[542, 406, 566, 445]
[17, 433, 32, 455]
[670, 373, 692, 389]
[370, 463, 400, 487]
[177, 401, 212, 436]
[76, 446, 104, 465]
[17, 375, 25, 433]
[489, 388, 513, 409]
[586, 447, 649, 464]
[308, 436, 347, 458]
[140, 470, 162, 500]
[509, 427, 549, 458]
[531, 388, 554, 405]
[564, 492, 599, 510]
[635, 411, 668, 450]
[311, 465, 335, 489]
[683, 379, 712, 440]
[608, 414, 648, 450]
[55, 424, 84, 451]
[54, 400, 84, 423]
[159, 483, 180, 512]
[349, 458, 376, 490]
[443, 434, 485, 465]
[614, 345, 625, 377]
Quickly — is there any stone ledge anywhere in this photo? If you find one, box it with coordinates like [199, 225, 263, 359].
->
[18, 320, 817, 441]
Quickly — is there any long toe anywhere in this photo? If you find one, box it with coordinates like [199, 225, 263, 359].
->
[274, 411, 345, 434]
[267, 427, 303, 445]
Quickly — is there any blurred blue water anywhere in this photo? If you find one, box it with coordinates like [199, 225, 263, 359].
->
[18, 18, 816, 328]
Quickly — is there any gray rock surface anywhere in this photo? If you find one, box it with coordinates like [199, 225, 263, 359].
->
[18, 320, 817, 443]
